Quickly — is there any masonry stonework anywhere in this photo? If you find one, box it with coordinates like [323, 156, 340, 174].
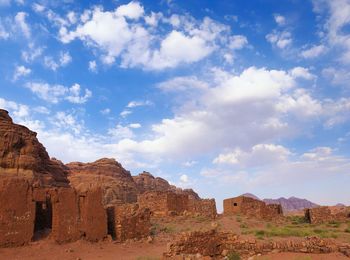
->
[223, 196, 283, 220]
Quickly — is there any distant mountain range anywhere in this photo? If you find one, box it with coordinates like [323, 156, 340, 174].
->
[241, 193, 319, 212]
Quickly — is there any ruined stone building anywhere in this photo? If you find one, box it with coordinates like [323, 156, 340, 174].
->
[223, 195, 283, 220]
[137, 191, 217, 219]
[305, 206, 350, 224]
[0, 109, 217, 247]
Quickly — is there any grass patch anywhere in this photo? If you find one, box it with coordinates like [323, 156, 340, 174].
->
[240, 223, 248, 229]
[327, 221, 341, 228]
[287, 216, 308, 225]
[227, 251, 241, 260]
[236, 216, 242, 222]
[253, 226, 338, 238]
[160, 225, 175, 233]
[344, 228, 350, 233]
[195, 216, 208, 222]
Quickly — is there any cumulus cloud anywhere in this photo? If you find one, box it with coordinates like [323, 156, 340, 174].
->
[15, 12, 30, 38]
[44, 51, 72, 71]
[13, 65, 31, 80]
[213, 144, 291, 166]
[266, 30, 292, 49]
[300, 44, 327, 59]
[56, 2, 243, 70]
[24, 82, 92, 104]
[274, 14, 286, 26]
[312, 0, 350, 64]
[126, 100, 152, 108]
[88, 60, 97, 72]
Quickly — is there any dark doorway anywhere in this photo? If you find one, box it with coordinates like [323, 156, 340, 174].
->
[234, 203, 238, 206]
[107, 207, 116, 240]
[33, 200, 52, 240]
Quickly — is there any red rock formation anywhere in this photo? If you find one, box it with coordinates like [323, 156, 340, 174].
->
[67, 158, 138, 206]
[133, 171, 201, 200]
[0, 109, 68, 187]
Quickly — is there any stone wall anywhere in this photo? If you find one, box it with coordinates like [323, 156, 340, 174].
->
[108, 203, 151, 242]
[223, 196, 283, 220]
[76, 188, 107, 241]
[187, 198, 217, 219]
[137, 191, 189, 217]
[305, 206, 350, 224]
[164, 230, 350, 259]
[0, 178, 35, 247]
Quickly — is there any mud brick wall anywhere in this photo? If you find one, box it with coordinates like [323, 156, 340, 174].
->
[137, 191, 169, 216]
[187, 198, 217, 219]
[137, 191, 189, 216]
[0, 178, 35, 247]
[224, 196, 283, 220]
[50, 187, 80, 243]
[112, 203, 151, 242]
[166, 192, 189, 214]
[305, 206, 350, 224]
[77, 188, 107, 241]
[164, 230, 350, 258]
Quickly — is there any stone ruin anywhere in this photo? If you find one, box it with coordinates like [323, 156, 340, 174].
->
[137, 191, 217, 219]
[305, 206, 350, 224]
[0, 110, 108, 246]
[164, 229, 350, 259]
[223, 195, 283, 220]
[0, 109, 217, 247]
[107, 203, 151, 242]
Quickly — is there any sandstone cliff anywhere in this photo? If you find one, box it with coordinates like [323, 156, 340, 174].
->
[67, 158, 139, 206]
[0, 109, 68, 187]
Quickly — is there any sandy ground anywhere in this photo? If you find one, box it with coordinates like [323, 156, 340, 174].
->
[1, 215, 349, 260]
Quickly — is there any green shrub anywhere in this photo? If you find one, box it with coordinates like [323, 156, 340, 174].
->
[227, 251, 241, 260]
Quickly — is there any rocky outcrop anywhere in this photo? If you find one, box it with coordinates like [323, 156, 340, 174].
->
[133, 171, 175, 193]
[67, 158, 138, 206]
[133, 171, 200, 199]
[0, 109, 68, 187]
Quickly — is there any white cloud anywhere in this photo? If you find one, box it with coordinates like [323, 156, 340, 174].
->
[180, 174, 189, 183]
[44, 51, 72, 71]
[128, 123, 141, 128]
[24, 82, 92, 104]
[274, 14, 286, 26]
[32, 3, 45, 13]
[289, 67, 316, 80]
[126, 100, 152, 108]
[89, 60, 97, 72]
[13, 65, 31, 81]
[100, 108, 111, 115]
[22, 45, 44, 62]
[157, 76, 208, 92]
[0, 98, 29, 119]
[266, 30, 292, 49]
[322, 67, 350, 86]
[114, 1, 144, 20]
[108, 124, 134, 139]
[58, 4, 239, 70]
[120, 110, 132, 117]
[213, 144, 291, 167]
[0, 21, 9, 39]
[312, 0, 350, 64]
[300, 44, 327, 59]
[228, 35, 248, 49]
[59, 51, 72, 66]
[15, 12, 30, 39]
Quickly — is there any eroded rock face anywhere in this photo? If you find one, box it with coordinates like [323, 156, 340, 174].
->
[133, 171, 200, 199]
[0, 109, 68, 187]
[67, 158, 138, 206]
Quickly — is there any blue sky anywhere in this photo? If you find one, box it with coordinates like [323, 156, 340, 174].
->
[1, 0, 350, 210]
